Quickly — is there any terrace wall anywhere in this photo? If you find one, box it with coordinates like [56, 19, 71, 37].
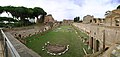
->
[73, 23, 120, 56]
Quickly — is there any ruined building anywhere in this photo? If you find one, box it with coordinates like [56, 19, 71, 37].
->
[79, 9, 120, 57]
[105, 9, 120, 26]
[44, 14, 55, 24]
[63, 19, 73, 25]
[83, 15, 94, 24]
[83, 15, 105, 25]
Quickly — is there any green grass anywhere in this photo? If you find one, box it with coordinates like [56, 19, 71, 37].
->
[25, 25, 91, 57]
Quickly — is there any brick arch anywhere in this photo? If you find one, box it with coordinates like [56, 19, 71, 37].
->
[114, 17, 120, 26]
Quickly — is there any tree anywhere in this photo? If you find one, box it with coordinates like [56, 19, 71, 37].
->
[0, 17, 18, 22]
[33, 7, 47, 23]
[0, 6, 47, 26]
[117, 5, 120, 9]
[74, 16, 80, 22]
[0, 6, 3, 14]
[27, 8, 34, 19]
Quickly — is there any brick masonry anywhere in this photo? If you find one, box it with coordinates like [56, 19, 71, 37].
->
[73, 23, 120, 57]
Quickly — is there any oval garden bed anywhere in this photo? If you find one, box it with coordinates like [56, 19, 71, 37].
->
[42, 42, 69, 56]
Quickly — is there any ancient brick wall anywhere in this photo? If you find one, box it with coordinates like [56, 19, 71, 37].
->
[83, 15, 94, 24]
[8, 25, 51, 43]
[73, 23, 120, 53]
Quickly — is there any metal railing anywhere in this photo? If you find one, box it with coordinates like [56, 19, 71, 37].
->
[0, 29, 20, 57]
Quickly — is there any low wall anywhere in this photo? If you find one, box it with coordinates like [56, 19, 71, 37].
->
[2, 22, 61, 57]
[4, 32, 41, 57]
[4, 25, 50, 44]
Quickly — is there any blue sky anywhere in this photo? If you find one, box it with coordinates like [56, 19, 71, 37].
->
[0, 0, 119, 21]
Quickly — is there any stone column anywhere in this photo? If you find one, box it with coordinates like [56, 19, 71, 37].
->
[89, 37, 93, 49]
[96, 19, 99, 24]
[103, 30, 105, 51]
[93, 39, 97, 53]
[89, 37, 91, 48]
[0, 29, 2, 40]
[101, 19, 104, 23]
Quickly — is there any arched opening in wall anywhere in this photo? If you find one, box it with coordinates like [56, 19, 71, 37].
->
[95, 20, 97, 23]
[98, 18, 101, 23]
[90, 37, 93, 49]
[104, 47, 109, 51]
[45, 28, 47, 30]
[90, 20, 92, 23]
[93, 19, 97, 23]
[96, 40, 100, 51]
[115, 19, 119, 26]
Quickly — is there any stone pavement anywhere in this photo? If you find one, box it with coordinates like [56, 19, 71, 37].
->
[5, 32, 41, 57]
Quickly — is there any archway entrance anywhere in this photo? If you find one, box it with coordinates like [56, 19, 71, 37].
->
[96, 40, 100, 51]
[115, 19, 119, 26]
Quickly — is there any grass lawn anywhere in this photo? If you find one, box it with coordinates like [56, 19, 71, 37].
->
[25, 25, 91, 57]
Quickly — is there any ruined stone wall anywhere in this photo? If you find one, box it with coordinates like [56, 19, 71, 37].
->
[44, 14, 54, 23]
[90, 26, 120, 46]
[83, 15, 94, 24]
[73, 23, 120, 53]
[8, 25, 51, 43]
[8, 22, 60, 43]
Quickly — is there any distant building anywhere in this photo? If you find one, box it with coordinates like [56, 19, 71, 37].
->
[93, 18, 105, 25]
[44, 14, 55, 24]
[83, 15, 94, 24]
[82, 15, 105, 25]
[63, 19, 73, 25]
[63, 19, 73, 23]
[44, 14, 55, 27]
[105, 9, 120, 26]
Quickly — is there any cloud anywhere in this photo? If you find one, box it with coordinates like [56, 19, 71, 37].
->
[70, 0, 84, 7]
[111, 0, 120, 4]
[0, 0, 119, 21]
[78, 0, 119, 18]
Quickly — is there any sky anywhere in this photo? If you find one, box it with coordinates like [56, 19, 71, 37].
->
[0, 0, 119, 21]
